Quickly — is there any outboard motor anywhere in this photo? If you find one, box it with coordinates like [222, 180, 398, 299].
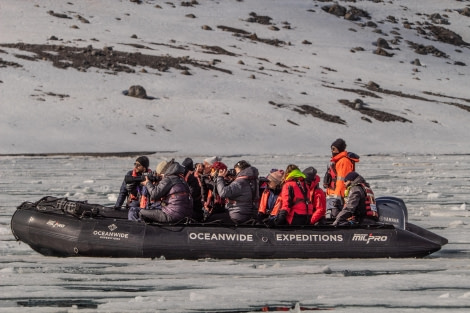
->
[376, 196, 407, 229]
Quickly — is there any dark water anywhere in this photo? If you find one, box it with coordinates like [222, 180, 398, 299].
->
[1, 154, 469, 312]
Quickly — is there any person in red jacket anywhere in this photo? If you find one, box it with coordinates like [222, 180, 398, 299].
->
[303, 167, 327, 225]
[323, 138, 359, 220]
[274, 164, 312, 226]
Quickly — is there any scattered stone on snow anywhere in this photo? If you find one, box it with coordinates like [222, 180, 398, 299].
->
[76, 15, 90, 24]
[376, 38, 391, 49]
[125, 85, 149, 99]
[374, 48, 394, 57]
[47, 11, 71, 19]
[246, 12, 273, 25]
[458, 7, 470, 17]
[217, 25, 287, 47]
[411, 58, 422, 66]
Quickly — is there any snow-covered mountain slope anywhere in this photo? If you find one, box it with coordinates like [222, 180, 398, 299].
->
[1, 0, 469, 155]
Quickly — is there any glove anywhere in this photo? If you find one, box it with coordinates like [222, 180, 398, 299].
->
[275, 210, 288, 226]
[263, 216, 277, 227]
[257, 212, 267, 222]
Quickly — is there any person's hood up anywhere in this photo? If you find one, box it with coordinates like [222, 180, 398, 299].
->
[164, 162, 185, 176]
[238, 166, 258, 178]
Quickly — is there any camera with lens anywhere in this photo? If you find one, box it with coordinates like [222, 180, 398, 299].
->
[125, 172, 160, 184]
[227, 169, 236, 177]
[143, 172, 161, 183]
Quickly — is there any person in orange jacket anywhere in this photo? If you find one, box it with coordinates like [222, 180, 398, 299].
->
[257, 169, 284, 222]
[274, 164, 312, 226]
[303, 167, 327, 225]
[323, 138, 359, 220]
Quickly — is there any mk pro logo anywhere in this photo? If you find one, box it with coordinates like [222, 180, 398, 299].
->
[352, 233, 388, 244]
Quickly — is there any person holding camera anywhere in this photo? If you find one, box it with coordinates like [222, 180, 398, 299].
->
[212, 160, 260, 224]
[203, 161, 229, 221]
[114, 156, 152, 221]
[139, 160, 194, 223]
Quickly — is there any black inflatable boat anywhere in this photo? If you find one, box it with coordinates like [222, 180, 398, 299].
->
[11, 196, 447, 259]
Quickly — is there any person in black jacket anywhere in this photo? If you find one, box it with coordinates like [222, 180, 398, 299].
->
[182, 157, 205, 221]
[214, 160, 259, 224]
[114, 156, 151, 221]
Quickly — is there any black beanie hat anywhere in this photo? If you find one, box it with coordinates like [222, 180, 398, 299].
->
[135, 156, 149, 169]
[345, 171, 359, 182]
[302, 167, 317, 185]
[331, 138, 347, 152]
[182, 157, 194, 171]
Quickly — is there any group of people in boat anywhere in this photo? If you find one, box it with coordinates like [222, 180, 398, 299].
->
[114, 138, 379, 227]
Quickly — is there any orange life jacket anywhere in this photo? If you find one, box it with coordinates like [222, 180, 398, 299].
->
[258, 188, 282, 216]
[128, 168, 150, 209]
[324, 151, 359, 197]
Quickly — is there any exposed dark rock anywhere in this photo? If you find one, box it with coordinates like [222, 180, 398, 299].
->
[294, 104, 347, 125]
[364, 83, 431, 102]
[322, 4, 346, 17]
[426, 25, 469, 46]
[0, 43, 232, 75]
[374, 48, 394, 57]
[366, 81, 380, 91]
[411, 58, 422, 66]
[428, 13, 449, 25]
[338, 99, 412, 123]
[47, 11, 71, 19]
[322, 4, 370, 20]
[386, 15, 398, 23]
[0, 58, 23, 68]
[459, 8, 470, 17]
[76, 15, 90, 24]
[376, 38, 391, 49]
[181, 1, 198, 7]
[197, 45, 238, 56]
[406, 41, 448, 57]
[217, 25, 250, 35]
[323, 84, 382, 98]
[269, 101, 346, 125]
[125, 85, 149, 99]
[247, 12, 272, 25]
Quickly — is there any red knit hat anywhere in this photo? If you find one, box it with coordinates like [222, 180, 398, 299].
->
[211, 161, 227, 171]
